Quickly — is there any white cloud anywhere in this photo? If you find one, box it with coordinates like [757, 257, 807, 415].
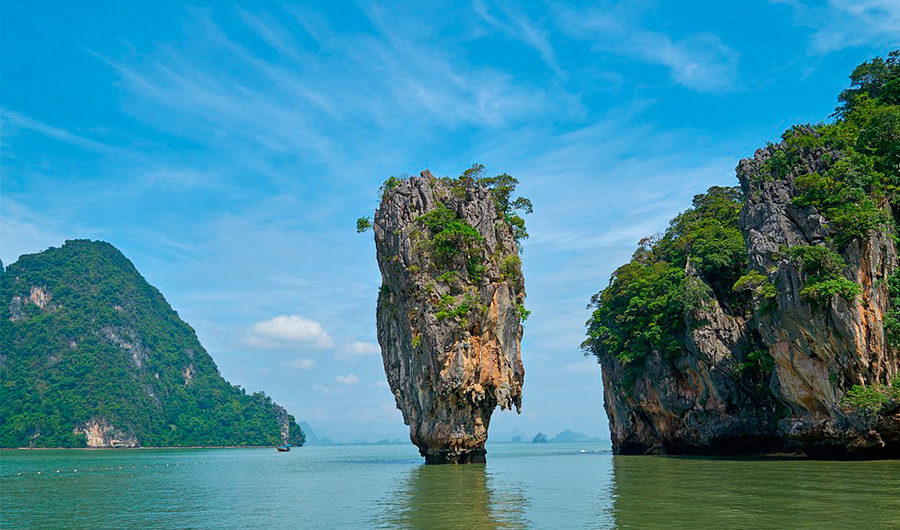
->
[335, 341, 381, 360]
[285, 358, 317, 369]
[335, 374, 360, 385]
[775, 0, 900, 53]
[248, 315, 334, 349]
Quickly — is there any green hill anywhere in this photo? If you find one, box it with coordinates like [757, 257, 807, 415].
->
[0, 240, 304, 448]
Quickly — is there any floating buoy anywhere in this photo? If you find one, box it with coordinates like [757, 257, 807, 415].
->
[74, 469, 78, 472]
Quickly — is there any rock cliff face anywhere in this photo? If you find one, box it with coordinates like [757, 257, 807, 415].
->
[591, 52, 900, 456]
[77, 417, 139, 448]
[738, 142, 899, 454]
[374, 171, 526, 463]
[600, 261, 779, 455]
[597, 140, 900, 457]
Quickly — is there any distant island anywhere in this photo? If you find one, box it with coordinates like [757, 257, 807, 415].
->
[584, 51, 900, 457]
[299, 421, 332, 445]
[0, 240, 304, 448]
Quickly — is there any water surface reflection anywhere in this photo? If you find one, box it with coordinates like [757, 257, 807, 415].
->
[377, 463, 528, 529]
[611, 455, 900, 528]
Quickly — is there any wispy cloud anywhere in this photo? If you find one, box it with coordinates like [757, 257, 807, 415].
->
[553, 3, 739, 92]
[1, 110, 117, 154]
[248, 315, 334, 349]
[0, 199, 86, 265]
[92, 4, 560, 184]
[774, 0, 900, 53]
[474, 0, 561, 74]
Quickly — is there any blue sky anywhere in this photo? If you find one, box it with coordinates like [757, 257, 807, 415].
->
[2, 1, 898, 442]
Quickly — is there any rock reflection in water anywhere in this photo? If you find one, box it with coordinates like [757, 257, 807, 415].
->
[611, 455, 900, 528]
[377, 463, 528, 529]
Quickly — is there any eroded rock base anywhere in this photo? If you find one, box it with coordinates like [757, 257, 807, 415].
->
[422, 448, 487, 465]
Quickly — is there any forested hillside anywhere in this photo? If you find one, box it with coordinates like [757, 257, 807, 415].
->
[0, 240, 304, 448]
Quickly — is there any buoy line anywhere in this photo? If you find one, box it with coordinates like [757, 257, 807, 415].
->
[5, 457, 244, 478]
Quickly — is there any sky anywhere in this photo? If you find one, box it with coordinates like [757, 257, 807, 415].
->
[2, 1, 899, 442]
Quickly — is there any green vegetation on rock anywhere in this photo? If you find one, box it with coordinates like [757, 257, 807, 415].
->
[361, 165, 532, 322]
[841, 375, 900, 414]
[783, 245, 861, 302]
[416, 203, 484, 266]
[759, 52, 900, 250]
[0, 240, 305, 448]
[733, 270, 777, 303]
[583, 186, 746, 365]
[585, 51, 900, 371]
[885, 272, 900, 350]
[732, 349, 776, 379]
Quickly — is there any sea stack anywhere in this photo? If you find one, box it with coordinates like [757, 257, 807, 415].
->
[371, 169, 528, 464]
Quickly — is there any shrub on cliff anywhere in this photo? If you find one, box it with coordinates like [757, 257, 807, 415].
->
[841, 376, 900, 414]
[416, 203, 484, 266]
[782, 245, 861, 303]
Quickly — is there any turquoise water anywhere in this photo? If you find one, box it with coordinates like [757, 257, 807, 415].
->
[2, 442, 899, 528]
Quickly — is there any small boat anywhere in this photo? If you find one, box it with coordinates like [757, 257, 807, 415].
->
[276, 444, 291, 452]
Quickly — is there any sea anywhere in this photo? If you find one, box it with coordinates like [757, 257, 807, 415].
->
[2, 441, 899, 528]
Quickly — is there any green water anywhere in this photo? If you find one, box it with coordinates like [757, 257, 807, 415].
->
[2, 442, 899, 528]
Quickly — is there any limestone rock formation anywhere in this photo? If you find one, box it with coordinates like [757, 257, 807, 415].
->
[373, 171, 527, 463]
[588, 54, 900, 457]
[77, 417, 139, 448]
[738, 142, 899, 454]
[600, 258, 779, 454]
[594, 138, 900, 457]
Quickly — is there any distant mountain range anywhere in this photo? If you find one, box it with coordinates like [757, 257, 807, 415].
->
[299, 421, 333, 445]
[508, 429, 606, 443]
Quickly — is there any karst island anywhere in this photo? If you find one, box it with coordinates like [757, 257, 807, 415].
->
[358, 166, 531, 463]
